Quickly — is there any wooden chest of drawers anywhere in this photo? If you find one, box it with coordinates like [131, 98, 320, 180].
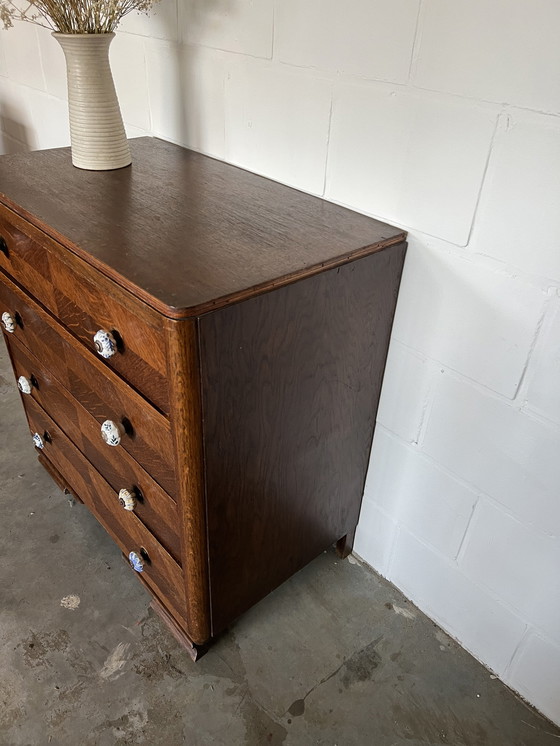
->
[0, 138, 406, 657]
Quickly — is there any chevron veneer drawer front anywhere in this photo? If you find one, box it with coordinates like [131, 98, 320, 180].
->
[0, 137, 406, 658]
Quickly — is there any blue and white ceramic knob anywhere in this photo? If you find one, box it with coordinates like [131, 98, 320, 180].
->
[128, 551, 144, 573]
[17, 376, 32, 395]
[100, 419, 123, 447]
[32, 432, 44, 450]
[1, 311, 15, 333]
[93, 329, 117, 359]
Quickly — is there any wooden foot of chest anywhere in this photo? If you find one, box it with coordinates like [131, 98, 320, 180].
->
[150, 596, 207, 662]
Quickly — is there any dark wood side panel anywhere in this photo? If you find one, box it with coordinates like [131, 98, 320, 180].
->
[200, 244, 407, 634]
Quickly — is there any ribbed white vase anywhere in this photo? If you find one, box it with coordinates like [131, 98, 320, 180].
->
[53, 33, 131, 171]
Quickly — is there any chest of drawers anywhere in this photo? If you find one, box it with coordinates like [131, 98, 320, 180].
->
[0, 138, 406, 658]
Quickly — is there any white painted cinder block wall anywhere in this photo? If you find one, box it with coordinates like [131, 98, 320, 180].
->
[1, 0, 559, 725]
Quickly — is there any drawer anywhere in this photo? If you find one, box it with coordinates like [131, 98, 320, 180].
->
[0, 272, 177, 496]
[23, 395, 188, 627]
[0, 204, 169, 413]
[8, 335, 182, 563]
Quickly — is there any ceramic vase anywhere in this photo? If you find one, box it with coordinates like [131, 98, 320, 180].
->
[53, 33, 131, 171]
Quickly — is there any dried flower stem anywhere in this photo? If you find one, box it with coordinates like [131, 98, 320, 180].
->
[0, 0, 160, 33]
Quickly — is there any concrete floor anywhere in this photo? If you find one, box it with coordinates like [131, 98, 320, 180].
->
[1, 344, 559, 746]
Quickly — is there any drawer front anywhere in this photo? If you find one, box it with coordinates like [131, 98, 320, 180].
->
[23, 396, 188, 626]
[0, 204, 169, 413]
[8, 335, 182, 563]
[0, 272, 177, 497]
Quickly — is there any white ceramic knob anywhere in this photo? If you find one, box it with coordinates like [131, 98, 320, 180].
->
[17, 376, 32, 395]
[128, 551, 144, 573]
[118, 488, 136, 512]
[32, 432, 44, 450]
[93, 329, 117, 359]
[100, 419, 123, 447]
[2, 311, 15, 333]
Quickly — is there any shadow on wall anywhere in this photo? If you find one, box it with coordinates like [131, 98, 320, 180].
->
[156, 0, 232, 155]
[0, 100, 32, 154]
[368, 233, 542, 524]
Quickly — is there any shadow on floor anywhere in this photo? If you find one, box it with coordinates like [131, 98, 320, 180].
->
[0, 343, 559, 745]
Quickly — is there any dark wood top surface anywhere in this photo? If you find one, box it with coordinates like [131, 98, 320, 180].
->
[0, 137, 406, 318]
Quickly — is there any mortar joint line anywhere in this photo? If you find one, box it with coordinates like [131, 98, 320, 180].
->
[407, 0, 424, 83]
[503, 624, 530, 679]
[321, 85, 335, 198]
[270, 0, 276, 61]
[464, 107, 505, 248]
[513, 293, 553, 403]
[453, 496, 480, 565]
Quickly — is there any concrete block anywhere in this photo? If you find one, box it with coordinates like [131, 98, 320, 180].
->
[390, 527, 527, 676]
[526, 298, 560, 426]
[365, 429, 477, 558]
[179, 46, 227, 159]
[275, 0, 420, 83]
[326, 81, 497, 244]
[146, 41, 227, 158]
[354, 500, 398, 579]
[413, 0, 560, 113]
[225, 61, 332, 194]
[392, 237, 546, 398]
[123, 125, 151, 139]
[111, 33, 151, 132]
[180, 0, 273, 58]
[0, 131, 28, 155]
[1, 24, 45, 92]
[376, 340, 433, 443]
[423, 375, 560, 538]
[26, 91, 70, 150]
[0, 78, 37, 149]
[119, 0, 178, 41]
[459, 500, 560, 642]
[505, 633, 560, 727]
[471, 110, 560, 283]
[146, 41, 184, 145]
[36, 26, 67, 101]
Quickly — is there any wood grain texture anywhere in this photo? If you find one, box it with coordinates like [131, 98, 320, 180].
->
[200, 244, 406, 633]
[0, 203, 169, 412]
[23, 396, 188, 624]
[165, 318, 211, 645]
[0, 139, 408, 651]
[0, 272, 177, 495]
[336, 529, 357, 560]
[37, 452, 81, 502]
[8, 335, 182, 563]
[0, 138, 406, 318]
[149, 596, 205, 661]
